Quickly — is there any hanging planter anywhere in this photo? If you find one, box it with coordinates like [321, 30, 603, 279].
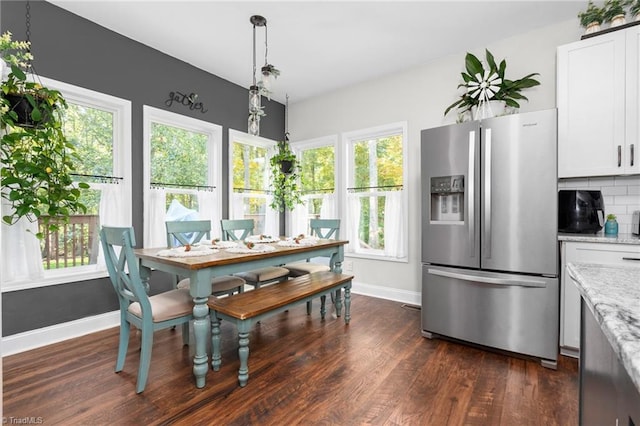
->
[1, 31, 88, 236]
[269, 140, 304, 212]
[4, 93, 51, 128]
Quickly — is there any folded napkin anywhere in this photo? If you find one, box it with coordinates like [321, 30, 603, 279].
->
[277, 236, 319, 247]
[227, 244, 277, 254]
[245, 235, 280, 243]
[156, 246, 219, 257]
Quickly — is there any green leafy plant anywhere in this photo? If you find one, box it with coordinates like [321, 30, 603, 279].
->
[630, 0, 640, 17]
[606, 213, 617, 221]
[269, 140, 304, 212]
[1, 31, 88, 236]
[444, 49, 540, 118]
[578, 1, 605, 27]
[602, 0, 629, 22]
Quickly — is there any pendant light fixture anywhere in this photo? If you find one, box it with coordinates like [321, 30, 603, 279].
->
[248, 14, 280, 136]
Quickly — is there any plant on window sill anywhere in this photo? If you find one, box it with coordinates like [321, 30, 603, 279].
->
[0, 31, 88, 237]
[269, 140, 304, 212]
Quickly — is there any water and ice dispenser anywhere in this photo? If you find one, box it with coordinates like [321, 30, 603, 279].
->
[430, 175, 464, 223]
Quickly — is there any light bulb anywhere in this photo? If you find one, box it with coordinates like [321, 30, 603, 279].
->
[248, 85, 261, 113]
[248, 113, 260, 136]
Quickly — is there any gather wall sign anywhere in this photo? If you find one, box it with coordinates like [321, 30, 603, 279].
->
[165, 91, 208, 113]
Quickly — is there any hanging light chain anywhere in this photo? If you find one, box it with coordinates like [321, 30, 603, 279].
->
[25, 1, 31, 45]
[264, 23, 269, 66]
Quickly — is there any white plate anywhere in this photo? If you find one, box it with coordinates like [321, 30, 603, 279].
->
[245, 235, 280, 243]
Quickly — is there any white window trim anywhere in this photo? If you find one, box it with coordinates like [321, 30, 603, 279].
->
[142, 106, 223, 246]
[1, 77, 132, 292]
[227, 129, 279, 220]
[342, 121, 408, 260]
[288, 135, 339, 236]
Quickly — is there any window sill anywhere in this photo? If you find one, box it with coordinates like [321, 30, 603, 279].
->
[345, 252, 408, 263]
[1, 268, 108, 293]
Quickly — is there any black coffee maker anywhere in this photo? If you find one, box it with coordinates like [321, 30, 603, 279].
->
[558, 190, 605, 234]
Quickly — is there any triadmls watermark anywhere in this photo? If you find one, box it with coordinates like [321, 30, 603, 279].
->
[3, 417, 44, 424]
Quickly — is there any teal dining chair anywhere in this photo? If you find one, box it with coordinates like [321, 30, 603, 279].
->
[220, 219, 289, 289]
[165, 220, 245, 296]
[284, 219, 341, 277]
[100, 226, 194, 393]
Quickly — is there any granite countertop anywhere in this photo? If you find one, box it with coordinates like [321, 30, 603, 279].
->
[559, 232, 640, 245]
[567, 263, 640, 393]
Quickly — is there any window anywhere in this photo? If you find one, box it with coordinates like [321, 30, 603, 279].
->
[143, 106, 222, 246]
[228, 130, 278, 236]
[1, 78, 132, 291]
[344, 122, 407, 259]
[289, 136, 337, 236]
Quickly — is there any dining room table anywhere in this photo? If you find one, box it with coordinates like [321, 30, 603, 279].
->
[134, 236, 348, 388]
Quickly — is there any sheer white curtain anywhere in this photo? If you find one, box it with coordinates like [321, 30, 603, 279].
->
[144, 187, 166, 248]
[346, 193, 361, 253]
[383, 190, 406, 258]
[290, 197, 308, 236]
[1, 200, 44, 283]
[97, 184, 127, 267]
[320, 193, 336, 219]
[197, 190, 220, 237]
[264, 195, 279, 237]
[231, 192, 244, 220]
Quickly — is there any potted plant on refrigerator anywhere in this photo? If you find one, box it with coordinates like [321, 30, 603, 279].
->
[0, 31, 88, 236]
[444, 49, 540, 121]
[630, 0, 640, 20]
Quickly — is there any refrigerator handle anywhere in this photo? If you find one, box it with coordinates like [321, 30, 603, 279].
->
[468, 131, 475, 256]
[484, 128, 492, 259]
[427, 268, 547, 288]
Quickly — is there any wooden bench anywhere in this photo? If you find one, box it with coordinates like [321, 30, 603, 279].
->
[207, 271, 354, 387]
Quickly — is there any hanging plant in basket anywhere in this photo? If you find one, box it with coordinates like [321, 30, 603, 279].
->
[1, 31, 88, 236]
[269, 140, 304, 212]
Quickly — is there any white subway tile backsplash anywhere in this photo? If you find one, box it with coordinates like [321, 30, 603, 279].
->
[601, 185, 628, 196]
[559, 175, 640, 230]
[588, 177, 616, 186]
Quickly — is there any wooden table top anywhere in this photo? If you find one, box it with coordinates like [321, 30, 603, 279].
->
[134, 239, 348, 271]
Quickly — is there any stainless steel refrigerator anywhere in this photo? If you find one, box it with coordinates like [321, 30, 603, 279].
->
[420, 109, 559, 368]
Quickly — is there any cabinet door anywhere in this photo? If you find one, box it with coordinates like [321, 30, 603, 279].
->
[560, 242, 640, 355]
[626, 26, 640, 174]
[558, 32, 626, 178]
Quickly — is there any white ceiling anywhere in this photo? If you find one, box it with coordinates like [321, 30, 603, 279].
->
[47, 1, 584, 104]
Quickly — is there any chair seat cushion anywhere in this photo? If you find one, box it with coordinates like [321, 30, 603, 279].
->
[177, 275, 245, 295]
[235, 266, 289, 283]
[284, 262, 331, 277]
[128, 288, 193, 322]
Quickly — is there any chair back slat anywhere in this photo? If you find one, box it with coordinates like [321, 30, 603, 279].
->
[166, 220, 211, 247]
[100, 226, 152, 316]
[310, 219, 340, 239]
[220, 219, 254, 241]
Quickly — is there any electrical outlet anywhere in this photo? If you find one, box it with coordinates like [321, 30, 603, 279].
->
[343, 261, 353, 272]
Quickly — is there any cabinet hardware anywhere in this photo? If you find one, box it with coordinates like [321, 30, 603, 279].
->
[622, 257, 640, 261]
[631, 144, 635, 167]
[618, 145, 622, 167]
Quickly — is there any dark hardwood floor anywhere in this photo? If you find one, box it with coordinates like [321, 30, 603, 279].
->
[3, 294, 578, 425]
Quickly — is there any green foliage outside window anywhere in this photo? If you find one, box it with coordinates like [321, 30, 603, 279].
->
[353, 135, 403, 250]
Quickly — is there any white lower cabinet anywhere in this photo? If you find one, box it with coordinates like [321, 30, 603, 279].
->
[560, 242, 640, 357]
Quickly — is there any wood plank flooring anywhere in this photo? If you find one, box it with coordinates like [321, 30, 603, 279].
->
[3, 294, 578, 425]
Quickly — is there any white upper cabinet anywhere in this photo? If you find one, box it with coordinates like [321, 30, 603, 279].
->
[557, 26, 639, 178]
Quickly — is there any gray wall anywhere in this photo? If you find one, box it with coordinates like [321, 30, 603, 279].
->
[1, 1, 285, 336]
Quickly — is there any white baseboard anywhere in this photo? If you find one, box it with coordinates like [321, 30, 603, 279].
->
[1, 281, 421, 356]
[351, 280, 421, 307]
[2, 310, 120, 357]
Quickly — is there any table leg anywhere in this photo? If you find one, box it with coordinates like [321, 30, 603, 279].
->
[344, 285, 351, 324]
[210, 313, 221, 371]
[320, 294, 326, 319]
[192, 297, 209, 388]
[237, 321, 252, 387]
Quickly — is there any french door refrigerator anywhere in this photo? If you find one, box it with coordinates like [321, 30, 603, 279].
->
[420, 109, 559, 368]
